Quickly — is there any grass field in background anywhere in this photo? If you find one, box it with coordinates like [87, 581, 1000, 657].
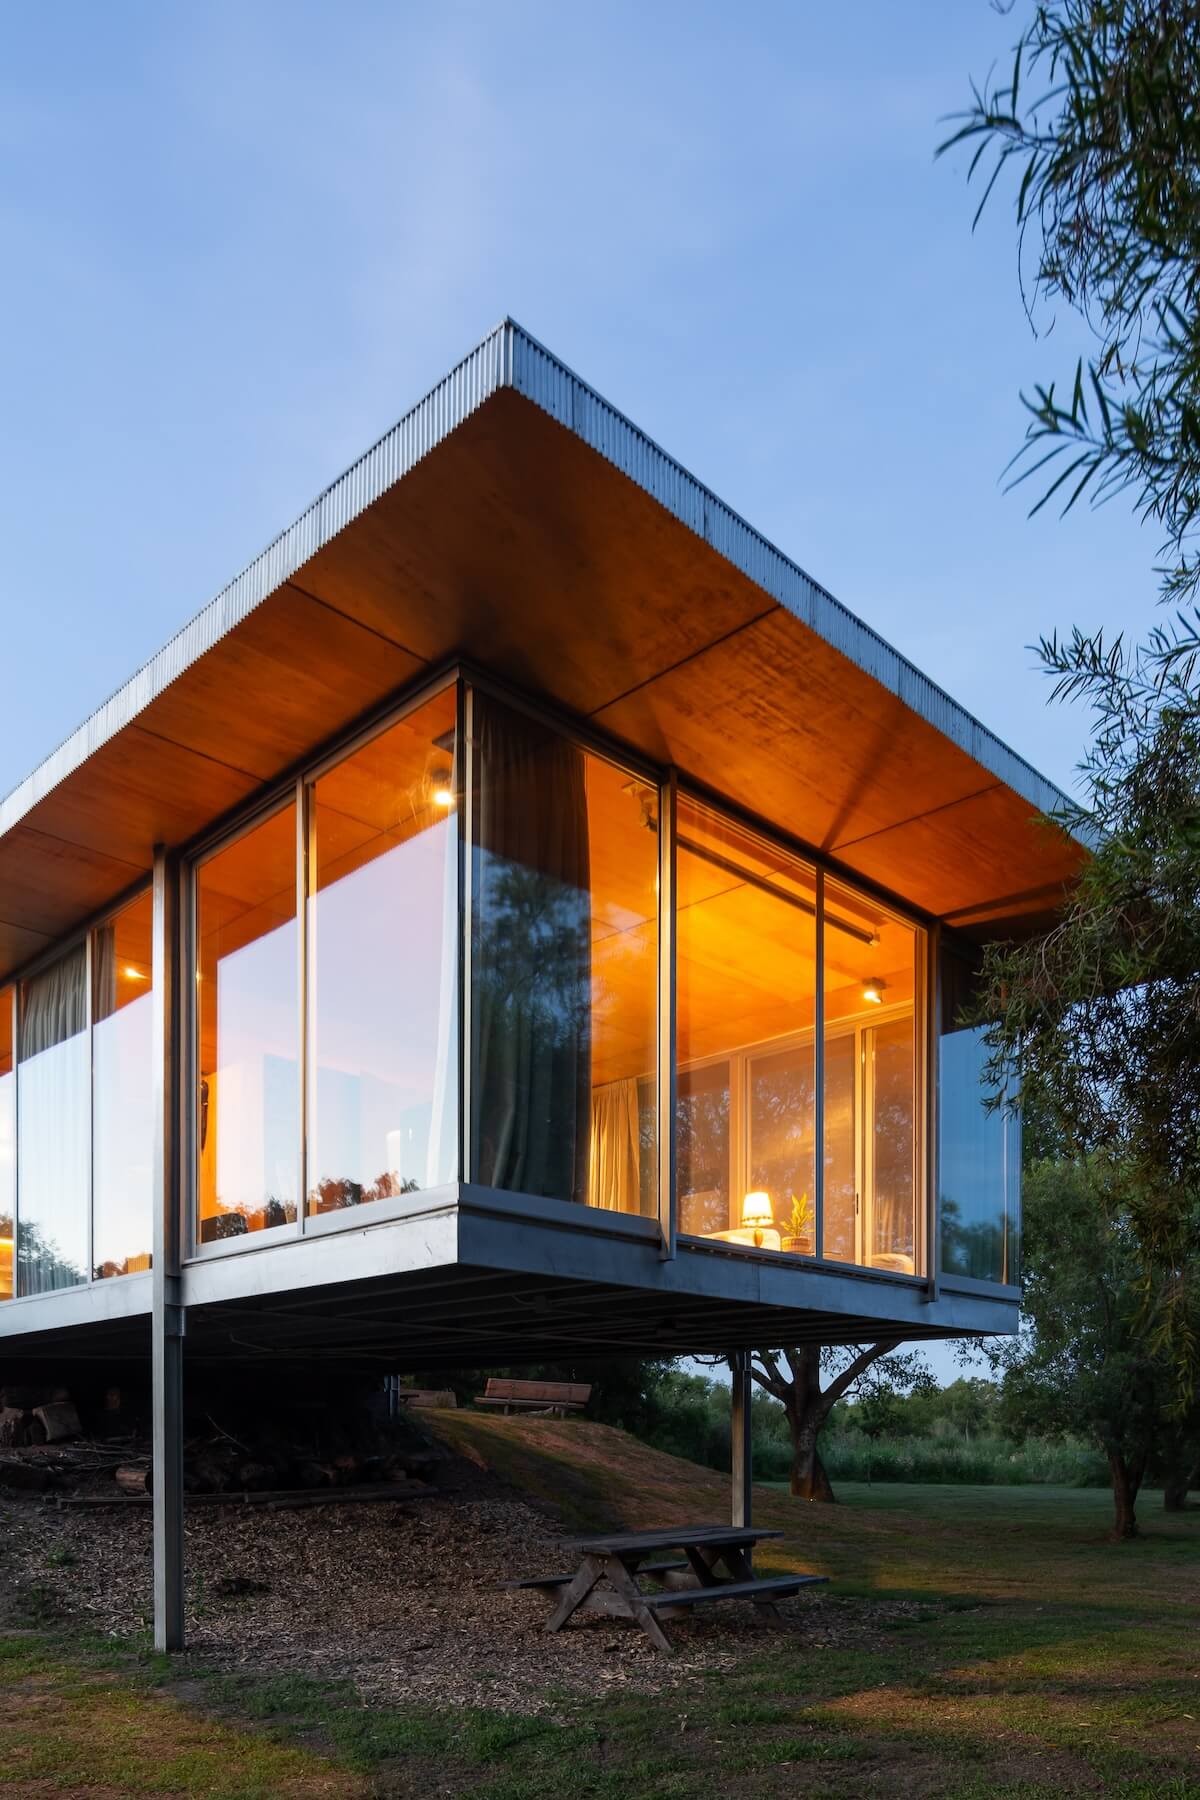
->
[2, 1418, 1198, 1798]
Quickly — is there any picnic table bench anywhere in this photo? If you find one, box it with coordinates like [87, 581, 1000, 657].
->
[509, 1523, 828, 1653]
[475, 1378, 591, 1416]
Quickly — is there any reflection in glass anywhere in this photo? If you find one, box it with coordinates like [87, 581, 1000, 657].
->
[676, 1062, 731, 1237]
[197, 804, 298, 1242]
[749, 1045, 815, 1254]
[18, 946, 89, 1293]
[869, 1015, 917, 1272]
[307, 690, 459, 1215]
[677, 798, 817, 1250]
[822, 1032, 856, 1261]
[0, 995, 12, 1301]
[938, 949, 1019, 1284]
[470, 692, 658, 1214]
[93, 892, 154, 1278]
[823, 879, 921, 1274]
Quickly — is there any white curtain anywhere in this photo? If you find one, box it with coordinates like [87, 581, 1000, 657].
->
[589, 1078, 641, 1214]
[18, 945, 89, 1292]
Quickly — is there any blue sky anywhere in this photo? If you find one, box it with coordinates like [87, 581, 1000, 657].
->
[0, 1, 1159, 808]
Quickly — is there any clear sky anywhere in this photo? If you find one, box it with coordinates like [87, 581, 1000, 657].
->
[0, 1, 1160, 807]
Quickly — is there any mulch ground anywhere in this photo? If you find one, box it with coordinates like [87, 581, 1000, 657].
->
[0, 1450, 917, 1717]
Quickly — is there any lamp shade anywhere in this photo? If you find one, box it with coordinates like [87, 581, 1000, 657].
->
[741, 1190, 773, 1228]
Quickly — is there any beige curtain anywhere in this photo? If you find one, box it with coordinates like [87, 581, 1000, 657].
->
[589, 1078, 641, 1214]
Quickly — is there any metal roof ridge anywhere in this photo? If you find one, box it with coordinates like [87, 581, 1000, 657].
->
[0, 316, 1078, 842]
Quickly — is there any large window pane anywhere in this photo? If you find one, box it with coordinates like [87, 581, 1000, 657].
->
[93, 892, 154, 1278]
[18, 946, 89, 1292]
[0, 995, 12, 1300]
[307, 689, 458, 1215]
[470, 692, 658, 1215]
[939, 948, 1019, 1284]
[823, 880, 922, 1274]
[197, 804, 298, 1242]
[677, 799, 817, 1251]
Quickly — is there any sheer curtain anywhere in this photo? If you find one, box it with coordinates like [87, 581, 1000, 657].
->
[470, 693, 592, 1204]
[18, 944, 89, 1293]
[589, 1078, 641, 1213]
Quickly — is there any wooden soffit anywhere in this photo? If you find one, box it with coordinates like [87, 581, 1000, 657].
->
[0, 324, 1084, 981]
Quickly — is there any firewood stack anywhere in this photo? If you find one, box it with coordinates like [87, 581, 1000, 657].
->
[0, 1373, 446, 1504]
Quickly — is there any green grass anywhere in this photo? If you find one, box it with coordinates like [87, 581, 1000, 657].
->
[3, 1419, 1199, 1798]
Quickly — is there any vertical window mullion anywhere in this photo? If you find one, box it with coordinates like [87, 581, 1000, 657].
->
[459, 679, 472, 1189]
[296, 777, 308, 1235]
[85, 929, 94, 1283]
[814, 869, 825, 1264]
[658, 768, 677, 1259]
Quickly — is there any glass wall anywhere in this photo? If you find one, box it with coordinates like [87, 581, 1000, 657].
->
[307, 690, 458, 1214]
[18, 945, 90, 1293]
[823, 878, 921, 1274]
[674, 808, 926, 1273]
[676, 799, 817, 1248]
[0, 995, 13, 1300]
[938, 944, 1019, 1285]
[92, 891, 154, 1278]
[197, 803, 299, 1241]
[469, 691, 658, 1215]
[168, 671, 993, 1285]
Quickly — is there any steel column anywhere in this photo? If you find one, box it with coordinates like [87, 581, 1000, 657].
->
[151, 847, 185, 1653]
[730, 1349, 752, 1534]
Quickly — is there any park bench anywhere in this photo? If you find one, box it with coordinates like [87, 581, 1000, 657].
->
[475, 1378, 591, 1416]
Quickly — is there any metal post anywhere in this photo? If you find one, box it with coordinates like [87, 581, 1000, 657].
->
[151, 847, 185, 1653]
[730, 1350, 752, 1534]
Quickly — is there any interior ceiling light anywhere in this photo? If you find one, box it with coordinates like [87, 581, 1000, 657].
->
[430, 765, 454, 807]
[123, 965, 148, 981]
[862, 977, 885, 1005]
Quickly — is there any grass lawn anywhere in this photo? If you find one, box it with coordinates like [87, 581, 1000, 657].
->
[2, 1417, 1198, 1798]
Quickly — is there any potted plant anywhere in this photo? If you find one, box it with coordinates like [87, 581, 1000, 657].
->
[781, 1191, 814, 1257]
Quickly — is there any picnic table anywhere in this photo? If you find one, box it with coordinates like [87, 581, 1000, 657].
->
[509, 1523, 828, 1653]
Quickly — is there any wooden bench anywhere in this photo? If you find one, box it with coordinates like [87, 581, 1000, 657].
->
[646, 1575, 822, 1614]
[475, 1378, 591, 1416]
[507, 1558, 689, 1592]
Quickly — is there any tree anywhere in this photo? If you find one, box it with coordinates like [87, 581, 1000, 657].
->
[943, 2, 1200, 1397]
[743, 1343, 935, 1501]
[983, 1156, 1197, 1537]
[942, 1, 1200, 611]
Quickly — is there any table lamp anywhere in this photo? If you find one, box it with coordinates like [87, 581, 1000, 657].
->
[741, 1190, 773, 1248]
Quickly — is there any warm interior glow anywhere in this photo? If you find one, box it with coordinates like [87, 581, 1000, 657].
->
[123, 965, 149, 981]
[862, 976, 885, 1005]
[432, 787, 455, 808]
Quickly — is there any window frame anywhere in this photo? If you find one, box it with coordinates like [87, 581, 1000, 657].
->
[1, 875, 154, 1302]
[165, 656, 1012, 1297]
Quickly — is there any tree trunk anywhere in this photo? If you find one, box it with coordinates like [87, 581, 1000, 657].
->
[785, 1357, 836, 1502]
[1107, 1449, 1141, 1540]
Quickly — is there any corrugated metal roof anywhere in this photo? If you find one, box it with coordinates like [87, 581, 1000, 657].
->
[0, 317, 1073, 840]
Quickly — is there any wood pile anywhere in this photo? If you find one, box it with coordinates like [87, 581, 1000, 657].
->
[0, 1374, 448, 1507]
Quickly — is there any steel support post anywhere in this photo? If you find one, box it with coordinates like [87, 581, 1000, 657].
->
[151, 847, 185, 1653]
[730, 1349, 752, 1534]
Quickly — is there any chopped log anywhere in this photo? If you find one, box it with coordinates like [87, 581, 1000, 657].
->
[0, 1407, 29, 1449]
[115, 1465, 151, 1495]
[33, 1402, 82, 1444]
